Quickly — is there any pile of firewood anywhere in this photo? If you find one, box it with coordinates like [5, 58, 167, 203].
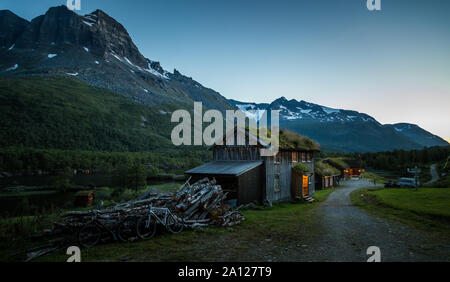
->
[56, 177, 245, 230]
[22, 178, 247, 261]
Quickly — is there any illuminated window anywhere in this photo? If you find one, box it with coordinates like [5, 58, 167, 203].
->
[301, 152, 306, 162]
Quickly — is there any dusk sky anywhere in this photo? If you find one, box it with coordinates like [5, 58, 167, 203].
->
[2, 0, 450, 141]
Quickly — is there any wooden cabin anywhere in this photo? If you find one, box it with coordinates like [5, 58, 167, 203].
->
[345, 159, 365, 177]
[348, 168, 364, 177]
[314, 161, 341, 190]
[323, 158, 365, 178]
[323, 158, 350, 179]
[186, 129, 320, 206]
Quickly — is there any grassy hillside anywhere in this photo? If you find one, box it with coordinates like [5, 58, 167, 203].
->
[0, 77, 180, 151]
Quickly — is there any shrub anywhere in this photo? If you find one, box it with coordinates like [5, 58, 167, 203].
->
[294, 163, 311, 173]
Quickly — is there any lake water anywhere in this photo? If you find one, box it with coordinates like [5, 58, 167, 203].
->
[0, 191, 77, 217]
[0, 174, 184, 217]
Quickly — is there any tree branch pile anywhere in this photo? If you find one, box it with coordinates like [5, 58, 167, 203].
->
[56, 177, 246, 231]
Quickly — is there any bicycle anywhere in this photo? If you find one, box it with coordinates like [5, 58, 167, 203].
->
[136, 205, 184, 240]
[78, 210, 137, 248]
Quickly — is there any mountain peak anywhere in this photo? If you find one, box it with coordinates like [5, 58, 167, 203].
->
[1, 5, 235, 111]
[0, 9, 29, 48]
[46, 5, 72, 12]
[42, 5, 78, 19]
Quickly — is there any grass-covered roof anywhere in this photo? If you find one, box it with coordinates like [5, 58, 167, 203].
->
[315, 161, 340, 176]
[294, 163, 312, 173]
[326, 158, 350, 169]
[278, 129, 320, 151]
[219, 127, 320, 152]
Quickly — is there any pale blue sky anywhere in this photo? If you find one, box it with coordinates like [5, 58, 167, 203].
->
[2, 0, 450, 140]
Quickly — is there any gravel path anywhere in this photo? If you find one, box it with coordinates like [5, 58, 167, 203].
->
[425, 163, 439, 184]
[292, 179, 450, 262]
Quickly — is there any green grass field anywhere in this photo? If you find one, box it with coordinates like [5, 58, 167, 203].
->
[360, 172, 388, 183]
[351, 187, 450, 233]
[368, 188, 450, 218]
[2, 188, 335, 262]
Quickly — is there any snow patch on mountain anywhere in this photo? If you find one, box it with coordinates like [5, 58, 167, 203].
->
[5, 64, 18, 71]
[235, 104, 266, 121]
[298, 108, 312, 114]
[321, 106, 340, 114]
[145, 62, 170, 80]
[83, 21, 94, 27]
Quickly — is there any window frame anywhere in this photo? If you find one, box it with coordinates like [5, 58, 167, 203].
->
[273, 173, 281, 192]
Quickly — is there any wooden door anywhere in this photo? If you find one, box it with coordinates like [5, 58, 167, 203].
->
[302, 175, 309, 196]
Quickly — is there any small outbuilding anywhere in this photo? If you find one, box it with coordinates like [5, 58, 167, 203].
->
[315, 161, 341, 190]
[185, 160, 264, 205]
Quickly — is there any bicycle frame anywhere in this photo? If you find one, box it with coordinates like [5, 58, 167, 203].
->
[144, 207, 171, 227]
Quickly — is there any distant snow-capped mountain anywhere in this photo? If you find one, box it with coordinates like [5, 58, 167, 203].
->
[231, 97, 377, 124]
[230, 97, 449, 152]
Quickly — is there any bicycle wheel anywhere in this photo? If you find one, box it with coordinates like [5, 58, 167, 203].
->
[79, 222, 101, 248]
[136, 215, 157, 240]
[166, 214, 184, 234]
[117, 219, 136, 242]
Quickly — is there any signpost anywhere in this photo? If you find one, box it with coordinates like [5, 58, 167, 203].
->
[407, 165, 421, 191]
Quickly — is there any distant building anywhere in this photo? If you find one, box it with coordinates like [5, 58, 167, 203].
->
[323, 158, 364, 178]
[323, 158, 350, 179]
[314, 161, 341, 190]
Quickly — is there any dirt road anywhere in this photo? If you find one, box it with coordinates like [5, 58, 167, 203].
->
[425, 163, 440, 185]
[292, 179, 450, 261]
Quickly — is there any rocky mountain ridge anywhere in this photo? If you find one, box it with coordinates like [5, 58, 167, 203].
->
[0, 6, 234, 111]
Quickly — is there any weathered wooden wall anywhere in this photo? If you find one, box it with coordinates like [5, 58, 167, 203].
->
[238, 165, 263, 205]
[214, 146, 261, 161]
[279, 151, 292, 201]
[263, 155, 274, 204]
